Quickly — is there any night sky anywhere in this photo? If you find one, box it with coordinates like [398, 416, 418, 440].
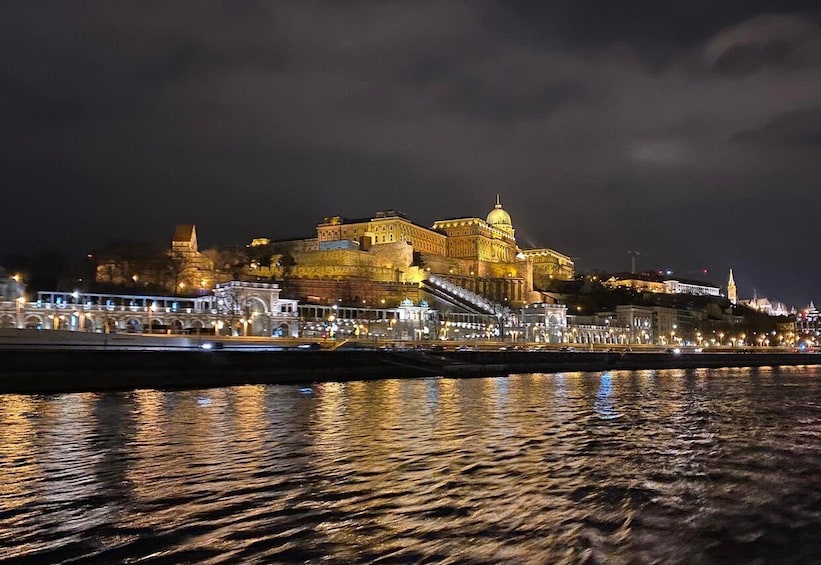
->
[3, 2, 820, 306]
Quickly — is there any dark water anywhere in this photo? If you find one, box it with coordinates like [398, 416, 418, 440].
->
[2, 367, 821, 564]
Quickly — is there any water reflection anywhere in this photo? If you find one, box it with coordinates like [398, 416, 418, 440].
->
[1, 367, 821, 562]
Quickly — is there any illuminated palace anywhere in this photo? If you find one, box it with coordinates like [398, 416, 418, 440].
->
[247, 196, 573, 309]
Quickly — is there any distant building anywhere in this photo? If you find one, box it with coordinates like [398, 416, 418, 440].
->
[170, 224, 216, 291]
[615, 305, 678, 344]
[196, 281, 298, 336]
[95, 224, 216, 293]
[604, 272, 720, 298]
[520, 248, 575, 285]
[742, 293, 790, 317]
[663, 279, 720, 297]
[604, 273, 667, 294]
[796, 302, 820, 335]
[521, 302, 568, 343]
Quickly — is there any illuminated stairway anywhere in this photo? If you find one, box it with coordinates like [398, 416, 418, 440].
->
[421, 274, 510, 318]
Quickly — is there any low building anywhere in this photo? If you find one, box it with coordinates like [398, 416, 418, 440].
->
[604, 273, 667, 294]
[605, 272, 721, 298]
[194, 281, 299, 336]
[24, 281, 298, 336]
[796, 302, 820, 335]
[615, 305, 679, 345]
[521, 302, 568, 343]
[663, 279, 720, 297]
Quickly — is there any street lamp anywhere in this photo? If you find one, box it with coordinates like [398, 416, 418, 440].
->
[327, 312, 337, 339]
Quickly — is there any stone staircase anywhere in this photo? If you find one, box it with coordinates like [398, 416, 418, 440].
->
[422, 274, 510, 319]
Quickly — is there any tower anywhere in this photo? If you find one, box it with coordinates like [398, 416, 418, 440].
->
[728, 269, 737, 305]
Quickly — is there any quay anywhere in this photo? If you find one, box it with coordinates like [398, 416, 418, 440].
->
[0, 330, 818, 394]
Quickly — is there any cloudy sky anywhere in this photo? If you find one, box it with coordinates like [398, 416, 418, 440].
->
[3, 1, 820, 305]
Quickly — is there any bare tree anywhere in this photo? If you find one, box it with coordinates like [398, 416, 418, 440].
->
[214, 283, 255, 336]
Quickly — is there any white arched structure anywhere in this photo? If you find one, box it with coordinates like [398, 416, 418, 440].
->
[204, 281, 299, 337]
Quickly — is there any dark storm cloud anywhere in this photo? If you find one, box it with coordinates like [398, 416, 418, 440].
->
[2, 1, 821, 305]
[734, 105, 821, 147]
[713, 39, 795, 75]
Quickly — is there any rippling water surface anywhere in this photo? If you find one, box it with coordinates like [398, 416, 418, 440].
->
[3, 367, 821, 563]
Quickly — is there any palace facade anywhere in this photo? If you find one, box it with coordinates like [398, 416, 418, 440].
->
[248, 196, 573, 309]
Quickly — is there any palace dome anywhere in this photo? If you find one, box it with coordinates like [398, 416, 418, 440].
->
[486, 195, 512, 227]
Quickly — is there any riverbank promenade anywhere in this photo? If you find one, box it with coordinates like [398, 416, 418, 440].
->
[1, 329, 818, 394]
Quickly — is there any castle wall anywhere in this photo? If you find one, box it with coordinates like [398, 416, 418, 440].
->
[280, 278, 421, 306]
[370, 241, 414, 271]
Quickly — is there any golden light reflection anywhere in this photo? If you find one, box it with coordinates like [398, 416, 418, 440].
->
[230, 385, 267, 445]
[35, 394, 104, 527]
[312, 381, 348, 459]
[3, 369, 820, 562]
[0, 396, 41, 507]
[128, 389, 223, 516]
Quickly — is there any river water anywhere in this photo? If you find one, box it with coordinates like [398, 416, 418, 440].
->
[2, 366, 821, 563]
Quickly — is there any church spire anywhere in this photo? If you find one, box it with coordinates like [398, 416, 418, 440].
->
[728, 268, 737, 305]
[495, 194, 502, 208]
